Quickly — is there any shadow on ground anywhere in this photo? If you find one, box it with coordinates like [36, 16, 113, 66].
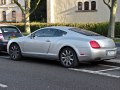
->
[0, 52, 107, 68]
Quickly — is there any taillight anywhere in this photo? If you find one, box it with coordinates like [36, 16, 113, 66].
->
[90, 41, 101, 49]
[0, 34, 4, 41]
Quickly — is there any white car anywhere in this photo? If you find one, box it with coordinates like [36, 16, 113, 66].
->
[7, 26, 117, 67]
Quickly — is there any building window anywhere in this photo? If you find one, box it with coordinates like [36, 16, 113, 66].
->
[77, 1, 97, 12]
[2, 11, 6, 22]
[78, 2, 82, 10]
[84, 1, 89, 10]
[91, 1, 96, 10]
[12, 11, 16, 22]
[1, 0, 6, 4]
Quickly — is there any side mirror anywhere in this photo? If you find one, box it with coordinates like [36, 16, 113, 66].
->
[30, 34, 35, 39]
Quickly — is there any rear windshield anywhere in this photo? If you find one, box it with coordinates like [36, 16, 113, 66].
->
[1, 27, 22, 40]
[69, 28, 101, 36]
[1, 27, 20, 33]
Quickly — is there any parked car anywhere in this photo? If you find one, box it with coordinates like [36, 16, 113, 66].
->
[0, 24, 23, 52]
[7, 26, 117, 67]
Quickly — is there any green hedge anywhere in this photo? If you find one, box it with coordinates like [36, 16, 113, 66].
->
[2, 22, 120, 37]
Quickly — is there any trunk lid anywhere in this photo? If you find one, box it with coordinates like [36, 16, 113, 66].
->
[89, 36, 116, 48]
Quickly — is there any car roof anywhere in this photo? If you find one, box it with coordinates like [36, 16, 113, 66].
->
[0, 24, 15, 27]
[45, 26, 74, 31]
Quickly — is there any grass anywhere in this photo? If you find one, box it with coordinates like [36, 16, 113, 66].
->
[22, 32, 30, 36]
[113, 38, 120, 43]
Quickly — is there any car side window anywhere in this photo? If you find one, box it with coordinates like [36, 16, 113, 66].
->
[33, 28, 67, 37]
[44, 28, 67, 37]
[54, 29, 67, 37]
[43, 29, 56, 37]
[34, 28, 57, 37]
[34, 29, 45, 37]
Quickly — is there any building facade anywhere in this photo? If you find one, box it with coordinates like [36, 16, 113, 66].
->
[0, 0, 25, 22]
[47, 0, 120, 23]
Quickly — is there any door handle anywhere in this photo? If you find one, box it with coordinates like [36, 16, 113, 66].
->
[46, 40, 50, 42]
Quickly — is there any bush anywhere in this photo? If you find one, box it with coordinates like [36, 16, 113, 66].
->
[1, 22, 120, 37]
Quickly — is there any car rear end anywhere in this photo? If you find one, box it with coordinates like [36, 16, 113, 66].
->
[0, 26, 22, 51]
[69, 28, 117, 62]
[89, 37, 117, 61]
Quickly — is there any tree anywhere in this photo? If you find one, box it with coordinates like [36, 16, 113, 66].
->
[14, 0, 41, 33]
[30, 0, 47, 22]
[103, 0, 118, 38]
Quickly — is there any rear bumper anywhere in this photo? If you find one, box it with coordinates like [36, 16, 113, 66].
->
[91, 48, 117, 60]
[77, 47, 117, 62]
[0, 42, 8, 51]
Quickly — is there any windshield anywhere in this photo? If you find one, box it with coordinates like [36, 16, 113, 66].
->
[69, 28, 101, 36]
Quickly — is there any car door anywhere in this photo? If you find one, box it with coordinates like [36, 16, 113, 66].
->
[22, 29, 52, 55]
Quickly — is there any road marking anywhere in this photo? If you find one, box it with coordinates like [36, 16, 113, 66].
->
[0, 83, 8, 88]
[69, 68, 120, 78]
[99, 64, 119, 68]
[97, 67, 120, 72]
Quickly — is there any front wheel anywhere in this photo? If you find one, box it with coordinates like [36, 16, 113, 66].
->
[9, 44, 22, 61]
[59, 47, 79, 68]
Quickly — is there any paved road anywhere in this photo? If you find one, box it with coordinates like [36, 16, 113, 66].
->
[0, 54, 120, 90]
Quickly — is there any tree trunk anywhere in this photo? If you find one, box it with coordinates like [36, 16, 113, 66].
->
[25, 0, 31, 33]
[108, 0, 117, 38]
[25, 12, 31, 33]
[14, 0, 41, 33]
[108, 10, 115, 38]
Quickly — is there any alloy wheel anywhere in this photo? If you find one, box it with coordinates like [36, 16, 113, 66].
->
[9, 44, 22, 60]
[60, 47, 78, 68]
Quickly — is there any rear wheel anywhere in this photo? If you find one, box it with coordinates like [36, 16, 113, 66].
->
[59, 47, 79, 68]
[9, 44, 22, 61]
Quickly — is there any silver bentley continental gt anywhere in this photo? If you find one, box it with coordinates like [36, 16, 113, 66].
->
[7, 26, 117, 67]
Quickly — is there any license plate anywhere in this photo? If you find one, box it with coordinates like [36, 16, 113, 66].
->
[107, 50, 116, 56]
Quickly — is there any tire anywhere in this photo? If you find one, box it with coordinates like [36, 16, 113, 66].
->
[9, 44, 22, 61]
[59, 47, 79, 68]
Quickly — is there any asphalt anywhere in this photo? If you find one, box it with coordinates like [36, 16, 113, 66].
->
[0, 56, 120, 90]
